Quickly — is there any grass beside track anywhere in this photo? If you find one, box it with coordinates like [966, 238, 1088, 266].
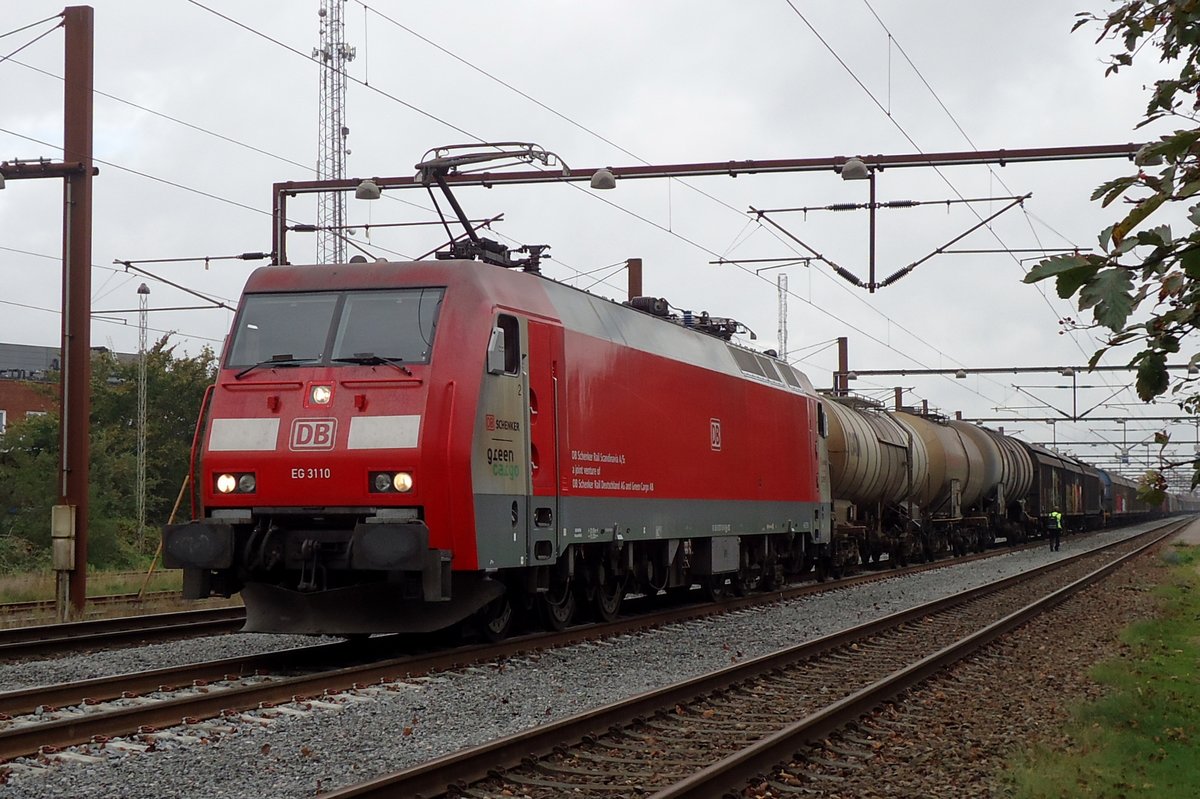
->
[1008, 543, 1200, 798]
[0, 569, 182, 604]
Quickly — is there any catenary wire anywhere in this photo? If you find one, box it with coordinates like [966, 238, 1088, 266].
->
[349, 4, 1066, 416]
[782, 0, 1100, 359]
[5, 56, 437, 215]
[187, 0, 1004, 390]
[784, 1, 1143, 440]
[0, 14, 61, 40]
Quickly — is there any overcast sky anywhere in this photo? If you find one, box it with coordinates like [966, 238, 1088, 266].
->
[1, 1, 1194, 484]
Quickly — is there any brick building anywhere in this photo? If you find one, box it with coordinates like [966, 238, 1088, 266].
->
[0, 342, 131, 435]
[0, 380, 54, 435]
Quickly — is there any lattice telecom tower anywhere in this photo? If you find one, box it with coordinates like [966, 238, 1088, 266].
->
[136, 283, 150, 548]
[777, 273, 788, 362]
[314, 0, 355, 264]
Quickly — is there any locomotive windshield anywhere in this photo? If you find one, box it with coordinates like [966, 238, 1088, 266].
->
[225, 288, 444, 368]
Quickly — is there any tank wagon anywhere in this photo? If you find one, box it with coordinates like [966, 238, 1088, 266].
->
[817, 394, 1195, 571]
[822, 397, 1031, 571]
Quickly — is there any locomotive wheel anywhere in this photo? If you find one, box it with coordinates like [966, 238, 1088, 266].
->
[798, 550, 816, 577]
[476, 593, 515, 642]
[761, 554, 781, 591]
[733, 563, 764, 596]
[593, 574, 625, 622]
[701, 574, 730, 601]
[538, 580, 577, 631]
[637, 556, 669, 598]
[814, 557, 828, 583]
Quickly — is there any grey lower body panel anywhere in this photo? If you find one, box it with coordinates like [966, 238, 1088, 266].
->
[473, 492, 825, 568]
[557, 495, 821, 543]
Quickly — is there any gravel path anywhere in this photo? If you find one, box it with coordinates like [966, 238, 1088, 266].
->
[0, 521, 1177, 798]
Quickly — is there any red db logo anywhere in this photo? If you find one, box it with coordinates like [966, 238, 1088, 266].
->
[485, 414, 496, 431]
[710, 418, 722, 451]
[290, 419, 336, 451]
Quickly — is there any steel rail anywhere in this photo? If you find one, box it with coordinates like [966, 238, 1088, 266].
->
[0, 640, 348, 718]
[0, 590, 178, 615]
[646, 519, 1188, 799]
[0, 607, 245, 659]
[318, 519, 1188, 798]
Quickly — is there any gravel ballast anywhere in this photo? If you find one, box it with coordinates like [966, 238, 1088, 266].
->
[0, 521, 1179, 798]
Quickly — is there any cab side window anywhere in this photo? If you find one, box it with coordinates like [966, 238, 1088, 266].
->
[498, 314, 520, 375]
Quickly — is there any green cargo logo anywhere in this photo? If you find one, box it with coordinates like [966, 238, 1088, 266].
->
[487, 447, 520, 480]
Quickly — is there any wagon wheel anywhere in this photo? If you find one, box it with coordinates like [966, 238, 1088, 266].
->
[538, 578, 577, 631]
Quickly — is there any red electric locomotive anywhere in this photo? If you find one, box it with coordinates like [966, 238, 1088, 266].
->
[164, 260, 830, 634]
[164, 150, 831, 635]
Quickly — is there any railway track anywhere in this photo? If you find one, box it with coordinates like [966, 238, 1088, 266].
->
[0, 520, 1176, 770]
[314, 518, 1188, 799]
[0, 587, 175, 611]
[0, 525, 1043, 664]
[0, 606, 246, 661]
[0, 590, 177, 616]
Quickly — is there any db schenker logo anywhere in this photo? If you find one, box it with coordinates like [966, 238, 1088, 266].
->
[290, 419, 336, 451]
[485, 414, 496, 431]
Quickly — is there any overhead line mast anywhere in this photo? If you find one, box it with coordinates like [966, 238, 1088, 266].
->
[314, 0, 354, 265]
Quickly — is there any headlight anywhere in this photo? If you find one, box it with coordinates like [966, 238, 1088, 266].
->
[369, 471, 415, 493]
[311, 384, 332, 404]
[216, 472, 255, 494]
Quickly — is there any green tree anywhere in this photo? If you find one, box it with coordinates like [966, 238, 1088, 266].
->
[1025, 1, 1200, 494]
[0, 338, 215, 572]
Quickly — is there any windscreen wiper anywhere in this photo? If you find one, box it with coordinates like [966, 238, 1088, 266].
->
[332, 352, 414, 376]
[234, 354, 316, 380]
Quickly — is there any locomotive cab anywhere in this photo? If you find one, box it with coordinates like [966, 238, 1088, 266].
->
[164, 263, 511, 633]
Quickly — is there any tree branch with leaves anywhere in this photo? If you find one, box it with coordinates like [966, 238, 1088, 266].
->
[1025, 1, 1200, 493]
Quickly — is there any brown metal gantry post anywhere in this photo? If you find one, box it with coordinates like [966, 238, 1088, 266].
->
[62, 6, 94, 615]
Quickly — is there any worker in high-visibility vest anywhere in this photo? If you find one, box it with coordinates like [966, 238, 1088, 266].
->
[1047, 509, 1063, 552]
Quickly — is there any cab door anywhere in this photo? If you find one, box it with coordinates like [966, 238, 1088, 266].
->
[525, 320, 564, 564]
